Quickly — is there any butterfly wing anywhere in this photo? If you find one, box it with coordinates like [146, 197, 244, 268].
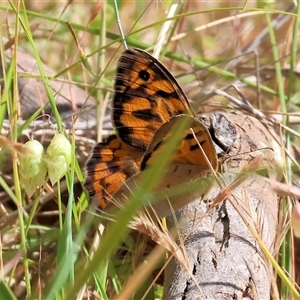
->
[113, 48, 194, 151]
[85, 50, 213, 210]
[111, 115, 218, 218]
[141, 115, 218, 171]
[84, 135, 143, 209]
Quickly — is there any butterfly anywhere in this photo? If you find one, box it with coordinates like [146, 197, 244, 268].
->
[84, 48, 218, 210]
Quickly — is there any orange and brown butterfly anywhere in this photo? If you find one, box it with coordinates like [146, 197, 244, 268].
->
[84, 48, 218, 209]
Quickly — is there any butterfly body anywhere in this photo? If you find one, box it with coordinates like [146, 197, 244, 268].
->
[84, 48, 217, 210]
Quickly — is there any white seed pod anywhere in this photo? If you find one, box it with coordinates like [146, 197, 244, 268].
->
[19, 140, 47, 197]
[46, 133, 72, 185]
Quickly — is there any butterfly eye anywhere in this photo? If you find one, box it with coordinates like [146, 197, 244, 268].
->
[139, 70, 150, 81]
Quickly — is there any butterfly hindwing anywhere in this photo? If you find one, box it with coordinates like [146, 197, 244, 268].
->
[112, 115, 218, 218]
[84, 134, 143, 209]
[141, 115, 218, 171]
[113, 48, 194, 150]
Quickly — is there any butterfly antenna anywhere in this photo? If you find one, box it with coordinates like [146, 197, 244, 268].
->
[113, 0, 128, 49]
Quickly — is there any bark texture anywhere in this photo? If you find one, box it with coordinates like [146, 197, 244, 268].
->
[164, 113, 280, 299]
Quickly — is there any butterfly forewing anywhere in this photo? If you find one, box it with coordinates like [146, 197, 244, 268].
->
[84, 134, 142, 209]
[113, 48, 194, 150]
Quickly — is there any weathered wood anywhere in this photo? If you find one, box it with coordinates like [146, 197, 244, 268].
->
[164, 113, 280, 299]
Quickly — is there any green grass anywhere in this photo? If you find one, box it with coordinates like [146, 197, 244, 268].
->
[0, 1, 300, 299]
